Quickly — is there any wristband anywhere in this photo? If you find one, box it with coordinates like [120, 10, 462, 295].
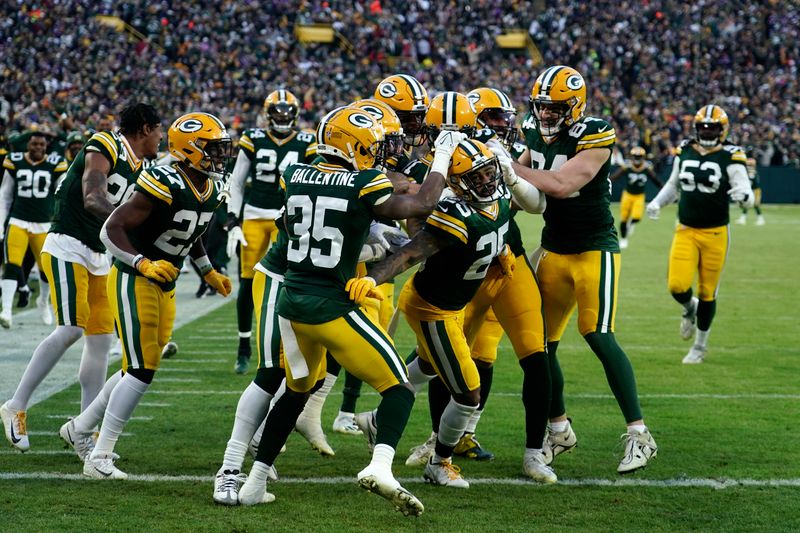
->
[193, 255, 213, 275]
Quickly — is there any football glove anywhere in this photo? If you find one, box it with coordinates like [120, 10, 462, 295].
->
[345, 276, 384, 305]
[497, 244, 515, 278]
[136, 258, 180, 284]
[226, 225, 248, 258]
[358, 243, 387, 263]
[489, 147, 518, 187]
[728, 185, 753, 207]
[433, 130, 468, 158]
[646, 201, 661, 220]
[203, 269, 232, 297]
[367, 222, 410, 251]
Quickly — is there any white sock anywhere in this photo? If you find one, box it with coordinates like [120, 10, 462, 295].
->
[222, 439, 249, 472]
[464, 408, 483, 434]
[695, 329, 710, 348]
[549, 420, 568, 433]
[9, 325, 83, 410]
[79, 334, 114, 411]
[298, 372, 336, 421]
[231, 382, 273, 443]
[73, 370, 123, 433]
[628, 424, 647, 434]
[92, 372, 149, 457]
[39, 280, 51, 305]
[248, 461, 272, 485]
[406, 357, 435, 393]
[369, 443, 395, 470]
[438, 400, 477, 449]
[1, 278, 18, 312]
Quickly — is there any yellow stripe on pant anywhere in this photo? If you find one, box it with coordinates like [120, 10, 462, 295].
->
[279, 307, 406, 394]
[108, 265, 175, 371]
[240, 219, 278, 279]
[668, 224, 729, 300]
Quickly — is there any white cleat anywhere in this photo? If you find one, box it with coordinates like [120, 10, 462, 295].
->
[332, 412, 363, 436]
[83, 453, 128, 480]
[523, 450, 557, 484]
[405, 431, 437, 466]
[619, 237, 629, 250]
[542, 420, 577, 466]
[0, 309, 12, 329]
[355, 410, 378, 452]
[213, 468, 247, 505]
[59, 418, 95, 461]
[1, 401, 29, 452]
[423, 457, 469, 489]
[617, 428, 658, 474]
[682, 344, 706, 364]
[680, 297, 699, 341]
[36, 296, 53, 326]
[357, 463, 424, 516]
[161, 341, 178, 359]
[295, 413, 335, 456]
[237, 471, 276, 505]
[755, 215, 766, 226]
[735, 214, 747, 225]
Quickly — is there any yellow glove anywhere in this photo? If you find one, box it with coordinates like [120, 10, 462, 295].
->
[345, 276, 383, 305]
[136, 258, 180, 283]
[203, 269, 232, 297]
[497, 245, 515, 279]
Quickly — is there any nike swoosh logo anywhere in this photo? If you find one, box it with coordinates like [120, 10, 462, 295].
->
[598, 126, 608, 133]
[93, 466, 114, 478]
[9, 424, 21, 444]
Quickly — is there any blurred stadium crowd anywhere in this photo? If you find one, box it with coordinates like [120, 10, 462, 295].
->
[2, 0, 798, 168]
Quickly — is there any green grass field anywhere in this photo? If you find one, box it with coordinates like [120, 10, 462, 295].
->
[2, 205, 799, 532]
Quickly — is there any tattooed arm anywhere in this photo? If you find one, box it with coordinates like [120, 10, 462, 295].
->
[367, 229, 445, 286]
[82, 151, 115, 218]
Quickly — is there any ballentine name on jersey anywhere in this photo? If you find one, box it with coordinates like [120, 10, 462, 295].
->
[289, 167, 356, 187]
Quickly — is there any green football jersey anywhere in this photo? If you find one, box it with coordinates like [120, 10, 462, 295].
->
[51, 131, 143, 252]
[238, 128, 317, 211]
[674, 141, 747, 228]
[277, 161, 394, 324]
[114, 164, 221, 290]
[620, 162, 654, 195]
[400, 153, 432, 184]
[414, 196, 512, 310]
[747, 161, 761, 189]
[521, 113, 618, 254]
[3, 151, 68, 222]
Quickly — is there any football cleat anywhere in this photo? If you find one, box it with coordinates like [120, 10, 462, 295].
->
[213, 468, 247, 505]
[161, 341, 178, 359]
[59, 418, 96, 461]
[682, 344, 707, 364]
[83, 453, 127, 480]
[405, 431, 436, 466]
[355, 410, 378, 452]
[1, 401, 29, 451]
[542, 419, 577, 466]
[237, 471, 276, 505]
[295, 412, 335, 456]
[619, 237, 629, 250]
[735, 214, 747, 225]
[617, 428, 658, 474]
[0, 309, 12, 329]
[680, 297, 699, 341]
[523, 449, 557, 484]
[423, 457, 469, 489]
[16, 286, 30, 308]
[454, 432, 495, 461]
[332, 412, 363, 436]
[234, 355, 250, 375]
[755, 215, 766, 226]
[357, 463, 424, 516]
[36, 295, 53, 326]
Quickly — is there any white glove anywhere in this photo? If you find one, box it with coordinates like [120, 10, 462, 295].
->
[646, 200, 660, 220]
[226, 225, 248, 258]
[433, 130, 468, 158]
[488, 146, 518, 187]
[358, 242, 387, 263]
[486, 137, 512, 159]
[728, 185, 753, 207]
[367, 222, 410, 250]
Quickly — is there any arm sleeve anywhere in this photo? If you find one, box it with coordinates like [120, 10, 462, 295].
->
[0, 170, 15, 224]
[728, 162, 754, 208]
[651, 157, 681, 208]
[226, 150, 251, 217]
[507, 178, 546, 214]
[99, 220, 139, 267]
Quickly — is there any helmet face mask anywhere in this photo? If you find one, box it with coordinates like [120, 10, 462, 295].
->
[695, 122, 723, 147]
[263, 90, 300, 135]
[374, 74, 429, 147]
[168, 112, 232, 178]
[693, 105, 729, 148]
[395, 109, 426, 147]
[350, 99, 406, 170]
[530, 100, 571, 137]
[198, 138, 233, 175]
[529, 66, 587, 140]
[478, 108, 517, 147]
[448, 140, 503, 206]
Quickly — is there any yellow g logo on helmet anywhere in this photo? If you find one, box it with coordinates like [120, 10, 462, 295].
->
[351, 99, 405, 169]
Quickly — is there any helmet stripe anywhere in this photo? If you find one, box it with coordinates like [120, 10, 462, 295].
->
[460, 140, 481, 158]
[279, 89, 286, 103]
[705, 105, 714, 120]
[494, 89, 513, 110]
[398, 74, 424, 102]
[445, 92, 456, 126]
[205, 113, 226, 130]
[540, 66, 564, 97]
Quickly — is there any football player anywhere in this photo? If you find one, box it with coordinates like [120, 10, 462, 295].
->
[736, 157, 765, 225]
[61, 112, 232, 478]
[363, 138, 550, 486]
[374, 74, 430, 150]
[647, 105, 753, 364]
[1, 103, 162, 453]
[225, 89, 317, 375]
[609, 146, 662, 249]
[0, 131, 67, 327]
[512, 66, 657, 474]
[237, 107, 456, 515]
[64, 131, 86, 163]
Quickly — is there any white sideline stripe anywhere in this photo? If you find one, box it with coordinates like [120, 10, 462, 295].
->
[26, 431, 133, 436]
[45, 414, 153, 421]
[1, 472, 799, 489]
[0, 450, 74, 456]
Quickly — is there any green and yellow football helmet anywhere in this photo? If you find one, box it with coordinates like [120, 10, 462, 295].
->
[168, 112, 232, 176]
[467, 87, 518, 148]
[374, 74, 429, 146]
[630, 146, 646, 167]
[350, 98, 405, 169]
[694, 105, 729, 147]
[529, 65, 587, 140]
[447, 139, 502, 206]
[425, 91, 477, 149]
[263, 89, 300, 135]
[316, 106, 385, 171]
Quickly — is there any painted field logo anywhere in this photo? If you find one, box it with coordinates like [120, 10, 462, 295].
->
[177, 119, 204, 133]
[566, 75, 584, 91]
[377, 82, 397, 98]
[348, 112, 374, 128]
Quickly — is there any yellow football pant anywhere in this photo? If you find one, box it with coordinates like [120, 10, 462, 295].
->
[240, 219, 278, 279]
[253, 270, 284, 369]
[41, 252, 113, 334]
[4, 224, 47, 270]
[668, 224, 729, 301]
[620, 191, 645, 222]
[108, 264, 175, 371]
[535, 249, 620, 341]
[398, 276, 479, 395]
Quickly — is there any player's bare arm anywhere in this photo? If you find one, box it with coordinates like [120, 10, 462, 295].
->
[101, 191, 155, 257]
[82, 151, 115, 218]
[367, 229, 445, 286]
[512, 147, 610, 198]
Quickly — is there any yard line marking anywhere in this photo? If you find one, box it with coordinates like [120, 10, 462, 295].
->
[154, 378, 201, 383]
[0, 450, 75, 456]
[164, 358, 226, 364]
[155, 368, 198, 373]
[45, 415, 152, 421]
[147, 390, 241, 395]
[1, 472, 799, 489]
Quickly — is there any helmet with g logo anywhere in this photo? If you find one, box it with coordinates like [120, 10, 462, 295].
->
[468, 87, 518, 148]
[168, 112, 232, 176]
[529, 65, 587, 139]
[351, 99, 405, 170]
[374, 74, 429, 146]
[315, 106, 386, 171]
